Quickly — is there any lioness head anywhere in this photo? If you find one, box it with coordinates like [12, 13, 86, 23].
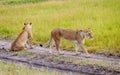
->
[23, 22, 32, 30]
[80, 28, 93, 40]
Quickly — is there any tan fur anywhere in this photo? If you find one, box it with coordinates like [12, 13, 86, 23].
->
[48, 28, 93, 55]
[10, 22, 34, 51]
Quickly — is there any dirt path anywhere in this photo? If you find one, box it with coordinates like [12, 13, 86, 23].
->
[0, 40, 120, 75]
[0, 40, 119, 62]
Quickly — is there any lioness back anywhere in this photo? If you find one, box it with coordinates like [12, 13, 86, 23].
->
[11, 22, 33, 51]
[51, 28, 77, 41]
[11, 30, 28, 50]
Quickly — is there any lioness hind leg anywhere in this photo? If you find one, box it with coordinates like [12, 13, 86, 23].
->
[53, 37, 61, 53]
[49, 40, 54, 53]
[55, 39, 60, 52]
[54, 39, 64, 55]
[50, 40, 54, 49]
[12, 46, 25, 51]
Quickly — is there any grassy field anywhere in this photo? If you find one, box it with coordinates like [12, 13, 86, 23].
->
[0, 62, 60, 75]
[0, 0, 120, 56]
[0, 0, 47, 5]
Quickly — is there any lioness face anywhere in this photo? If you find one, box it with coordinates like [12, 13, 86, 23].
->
[86, 29, 93, 40]
[23, 22, 32, 29]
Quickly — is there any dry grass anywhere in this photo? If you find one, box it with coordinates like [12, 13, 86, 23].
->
[0, 0, 120, 56]
[0, 62, 60, 75]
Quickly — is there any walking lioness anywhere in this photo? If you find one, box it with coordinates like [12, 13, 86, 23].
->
[11, 22, 34, 51]
[48, 28, 93, 55]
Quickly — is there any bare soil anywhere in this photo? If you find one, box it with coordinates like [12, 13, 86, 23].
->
[0, 40, 120, 75]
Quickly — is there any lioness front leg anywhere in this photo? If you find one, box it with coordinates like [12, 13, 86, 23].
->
[79, 44, 89, 55]
[28, 31, 34, 49]
[28, 37, 34, 49]
[25, 41, 29, 48]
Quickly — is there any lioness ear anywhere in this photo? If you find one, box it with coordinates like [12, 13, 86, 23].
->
[24, 23, 26, 25]
[30, 22, 32, 25]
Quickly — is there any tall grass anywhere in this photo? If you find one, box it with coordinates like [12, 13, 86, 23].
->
[0, 0, 120, 56]
[0, 0, 47, 5]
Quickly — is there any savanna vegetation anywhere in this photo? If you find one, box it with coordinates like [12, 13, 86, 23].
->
[0, 0, 120, 56]
[0, 62, 60, 75]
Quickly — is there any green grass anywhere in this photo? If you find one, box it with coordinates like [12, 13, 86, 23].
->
[0, 62, 60, 75]
[0, 0, 120, 56]
[0, 0, 47, 5]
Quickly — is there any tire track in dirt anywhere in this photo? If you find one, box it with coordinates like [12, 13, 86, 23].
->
[0, 40, 119, 63]
[0, 40, 120, 75]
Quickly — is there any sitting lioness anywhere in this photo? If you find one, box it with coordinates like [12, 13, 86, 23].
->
[10, 22, 34, 51]
[48, 28, 93, 55]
